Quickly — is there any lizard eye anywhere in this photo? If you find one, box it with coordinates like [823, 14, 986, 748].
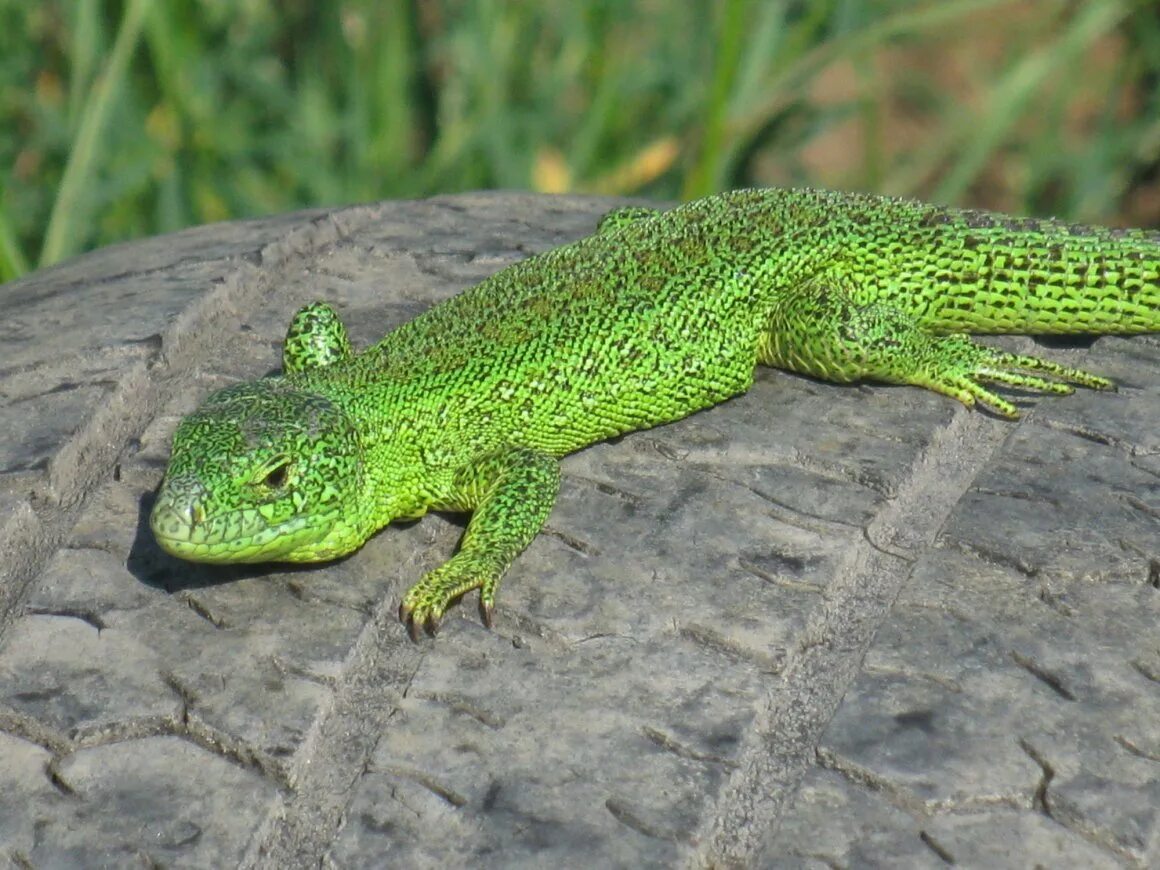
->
[253, 458, 292, 490]
[264, 463, 289, 488]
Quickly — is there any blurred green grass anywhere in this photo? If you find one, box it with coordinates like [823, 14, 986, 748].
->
[1, 0, 1158, 280]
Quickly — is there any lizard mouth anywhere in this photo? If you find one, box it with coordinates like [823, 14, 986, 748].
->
[149, 498, 319, 564]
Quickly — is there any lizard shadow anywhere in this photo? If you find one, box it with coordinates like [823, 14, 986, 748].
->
[127, 489, 432, 593]
[1032, 334, 1097, 350]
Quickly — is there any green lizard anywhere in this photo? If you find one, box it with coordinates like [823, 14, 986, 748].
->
[150, 188, 1159, 635]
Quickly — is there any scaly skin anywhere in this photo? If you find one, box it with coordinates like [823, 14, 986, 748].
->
[150, 188, 1160, 635]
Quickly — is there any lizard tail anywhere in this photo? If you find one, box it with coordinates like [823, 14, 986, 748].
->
[920, 216, 1160, 336]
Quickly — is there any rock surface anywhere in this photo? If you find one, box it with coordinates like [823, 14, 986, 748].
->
[0, 193, 1157, 868]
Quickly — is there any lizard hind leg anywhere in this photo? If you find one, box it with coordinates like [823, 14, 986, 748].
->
[758, 275, 1114, 419]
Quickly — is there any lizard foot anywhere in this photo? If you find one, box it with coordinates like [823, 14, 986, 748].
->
[918, 335, 1114, 419]
[398, 554, 503, 640]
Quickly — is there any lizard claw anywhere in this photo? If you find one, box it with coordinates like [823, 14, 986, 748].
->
[398, 601, 423, 642]
[398, 554, 506, 639]
[399, 600, 442, 641]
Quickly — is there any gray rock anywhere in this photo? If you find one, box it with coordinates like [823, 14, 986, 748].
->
[0, 193, 1156, 868]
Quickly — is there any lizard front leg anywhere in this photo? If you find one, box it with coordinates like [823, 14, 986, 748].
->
[282, 301, 353, 373]
[400, 445, 561, 637]
[759, 273, 1114, 419]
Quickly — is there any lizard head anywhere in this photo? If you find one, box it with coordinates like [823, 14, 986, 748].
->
[150, 379, 366, 563]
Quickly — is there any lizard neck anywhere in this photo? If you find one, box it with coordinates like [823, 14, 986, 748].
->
[291, 367, 438, 527]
